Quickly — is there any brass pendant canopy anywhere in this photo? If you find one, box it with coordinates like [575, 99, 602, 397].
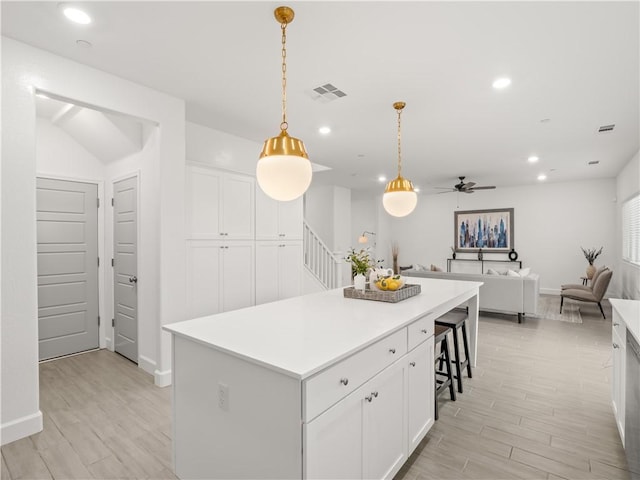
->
[260, 130, 309, 159]
[384, 175, 415, 194]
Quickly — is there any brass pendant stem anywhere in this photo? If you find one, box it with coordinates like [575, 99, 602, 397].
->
[394, 102, 406, 177]
[275, 6, 295, 132]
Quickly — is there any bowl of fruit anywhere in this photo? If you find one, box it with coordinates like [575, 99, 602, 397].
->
[373, 274, 405, 291]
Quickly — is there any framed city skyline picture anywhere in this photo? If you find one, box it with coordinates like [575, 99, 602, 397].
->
[454, 208, 514, 252]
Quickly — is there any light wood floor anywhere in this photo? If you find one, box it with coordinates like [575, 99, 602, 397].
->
[1, 299, 631, 480]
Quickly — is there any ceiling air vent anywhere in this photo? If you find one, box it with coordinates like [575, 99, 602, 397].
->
[588, 161, 600, 165]
[310, 83, 347, 103]
[598, 124, 615, 133]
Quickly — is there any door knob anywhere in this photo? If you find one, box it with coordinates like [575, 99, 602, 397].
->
[129, 276, 138, 283]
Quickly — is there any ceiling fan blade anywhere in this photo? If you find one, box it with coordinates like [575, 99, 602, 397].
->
[470, 186, 496, 190]
[437, 190, 455, 194]
[433, 186, 456, 190]
[464, 190, 476, 194]
[464, 181, 476, 189]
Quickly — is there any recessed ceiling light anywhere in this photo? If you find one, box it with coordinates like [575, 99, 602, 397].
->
[61, 5, 92, 25]
[537, 174, 547, 181]
[318, 126, 331, 135]
[528, 156, 539, 163]
[378, 175, 387, 183]
[492, 77, 511, 89]
[76, 39, 92, 48]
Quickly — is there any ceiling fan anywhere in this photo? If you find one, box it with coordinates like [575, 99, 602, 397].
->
[436, 176, 496, 194]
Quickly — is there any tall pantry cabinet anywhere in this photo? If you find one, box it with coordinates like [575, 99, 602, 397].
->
[185, 164, 304, 319]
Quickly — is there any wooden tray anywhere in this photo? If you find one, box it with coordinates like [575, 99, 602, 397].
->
[343, 284, 421, 303]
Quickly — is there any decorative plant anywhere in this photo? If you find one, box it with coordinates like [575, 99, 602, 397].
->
[345, 247, 381, 277]
[581, 246, 603, 265]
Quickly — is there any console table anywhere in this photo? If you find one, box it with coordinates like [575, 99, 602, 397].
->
[447, 258, 522, 273]
[164, 277, 482, 479]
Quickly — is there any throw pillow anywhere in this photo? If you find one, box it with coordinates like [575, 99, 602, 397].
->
[507, 269, 520, 277]
[430, 264, 443, 272]
[518, 267, 531, 277]
[414, 263, 427, 271]
[486, 268, 499, 275]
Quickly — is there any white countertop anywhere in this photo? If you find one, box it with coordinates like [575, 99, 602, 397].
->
[610, 298, 640, 344]
[164, 277, 481, 380]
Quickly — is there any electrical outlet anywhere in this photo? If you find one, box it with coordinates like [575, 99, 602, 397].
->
[218, 382, 229, 411]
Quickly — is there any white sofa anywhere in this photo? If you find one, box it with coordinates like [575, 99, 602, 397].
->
[404, 270, 540, 323]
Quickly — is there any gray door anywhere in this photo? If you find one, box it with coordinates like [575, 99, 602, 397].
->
[113, 176, 138, 363]
[37, 178, 99, 360]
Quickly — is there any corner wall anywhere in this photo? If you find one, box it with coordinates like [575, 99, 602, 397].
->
[1, 37, 185, 444]
[616, 150, 640, 300]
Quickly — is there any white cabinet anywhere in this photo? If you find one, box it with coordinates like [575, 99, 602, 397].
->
[187, 166, 255, 240]
[255, 186, 303, 240]
[407, 339, 435, 453]
[613, 317, 627, 445]
[186, 241, 255, 318]
[255, 241, 303, 305]
[362, 360, 407, 479]
[304, 320, 434, 480]
[304, 358, 407, 480]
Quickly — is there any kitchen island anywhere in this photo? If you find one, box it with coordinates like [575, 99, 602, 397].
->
[164, 277, 482, 479]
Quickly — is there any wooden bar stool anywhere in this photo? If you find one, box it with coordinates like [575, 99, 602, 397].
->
[434, 324, 456, 420]
[435, 310, 472, 394]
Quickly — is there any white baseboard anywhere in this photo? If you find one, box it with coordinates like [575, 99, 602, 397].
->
[154, 368, 172, 387]
[138, 355, 156, 377]
[1, 410, 43, 446]
[540, 288, 560, 296]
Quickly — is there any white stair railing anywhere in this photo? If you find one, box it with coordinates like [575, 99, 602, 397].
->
[303, 221, 342, 290]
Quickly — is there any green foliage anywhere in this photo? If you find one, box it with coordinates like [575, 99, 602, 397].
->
[581, 246, 603, 265]
[345, 247, 382, 277]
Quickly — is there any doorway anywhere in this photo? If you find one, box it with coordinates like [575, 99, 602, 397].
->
[113, 176, 139, 363]
[36, 177, 99, 360]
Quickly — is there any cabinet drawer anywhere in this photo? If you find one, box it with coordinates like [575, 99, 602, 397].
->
[303, 328, 407, 422]
[408, 314, 434, 351]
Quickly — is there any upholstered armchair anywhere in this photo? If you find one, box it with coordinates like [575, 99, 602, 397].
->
[560, 269, 613, 319]
[561, 265, 608, 292]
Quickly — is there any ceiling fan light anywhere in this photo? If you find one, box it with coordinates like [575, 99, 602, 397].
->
[383, 176, 417, 217]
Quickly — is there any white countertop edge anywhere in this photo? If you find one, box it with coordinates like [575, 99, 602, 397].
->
[165, 281, 481, 380]
[610, 298, 640, 344]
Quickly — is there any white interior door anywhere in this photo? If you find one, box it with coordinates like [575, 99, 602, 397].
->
[36, 177, 99, 361]
[113, 176, 138, 363]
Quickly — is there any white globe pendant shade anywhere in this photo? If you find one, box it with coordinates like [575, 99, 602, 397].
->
[258, 130, 312, 201]
[383, 175, 417, 217]
[257, 154, 312, 201]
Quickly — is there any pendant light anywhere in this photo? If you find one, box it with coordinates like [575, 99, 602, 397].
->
[382, 102, 417, 217]
[257, 6, 312, 202]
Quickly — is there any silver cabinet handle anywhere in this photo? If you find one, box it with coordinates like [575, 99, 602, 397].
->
[389, 348, 396, 354]
[129, 276, 137, 283]
[365, 395, 373, 402]
[613, 343, 619, 349]
[340, 378, 349, 386]
[409, 361, 416, 367]
[421, 329, 428, 334]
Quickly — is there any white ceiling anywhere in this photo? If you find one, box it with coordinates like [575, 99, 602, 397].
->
[3, 1, 639, 194]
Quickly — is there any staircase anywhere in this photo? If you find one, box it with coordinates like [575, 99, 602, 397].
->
[303, 221, 342, 290]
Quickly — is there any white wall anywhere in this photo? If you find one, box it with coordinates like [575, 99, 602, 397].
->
[2, 37, 185, 444]
[304, 185, 335, 250]
[616, 150, 640, 300]
[186, 121, 260, 175]
[356, 179, 618, 296]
